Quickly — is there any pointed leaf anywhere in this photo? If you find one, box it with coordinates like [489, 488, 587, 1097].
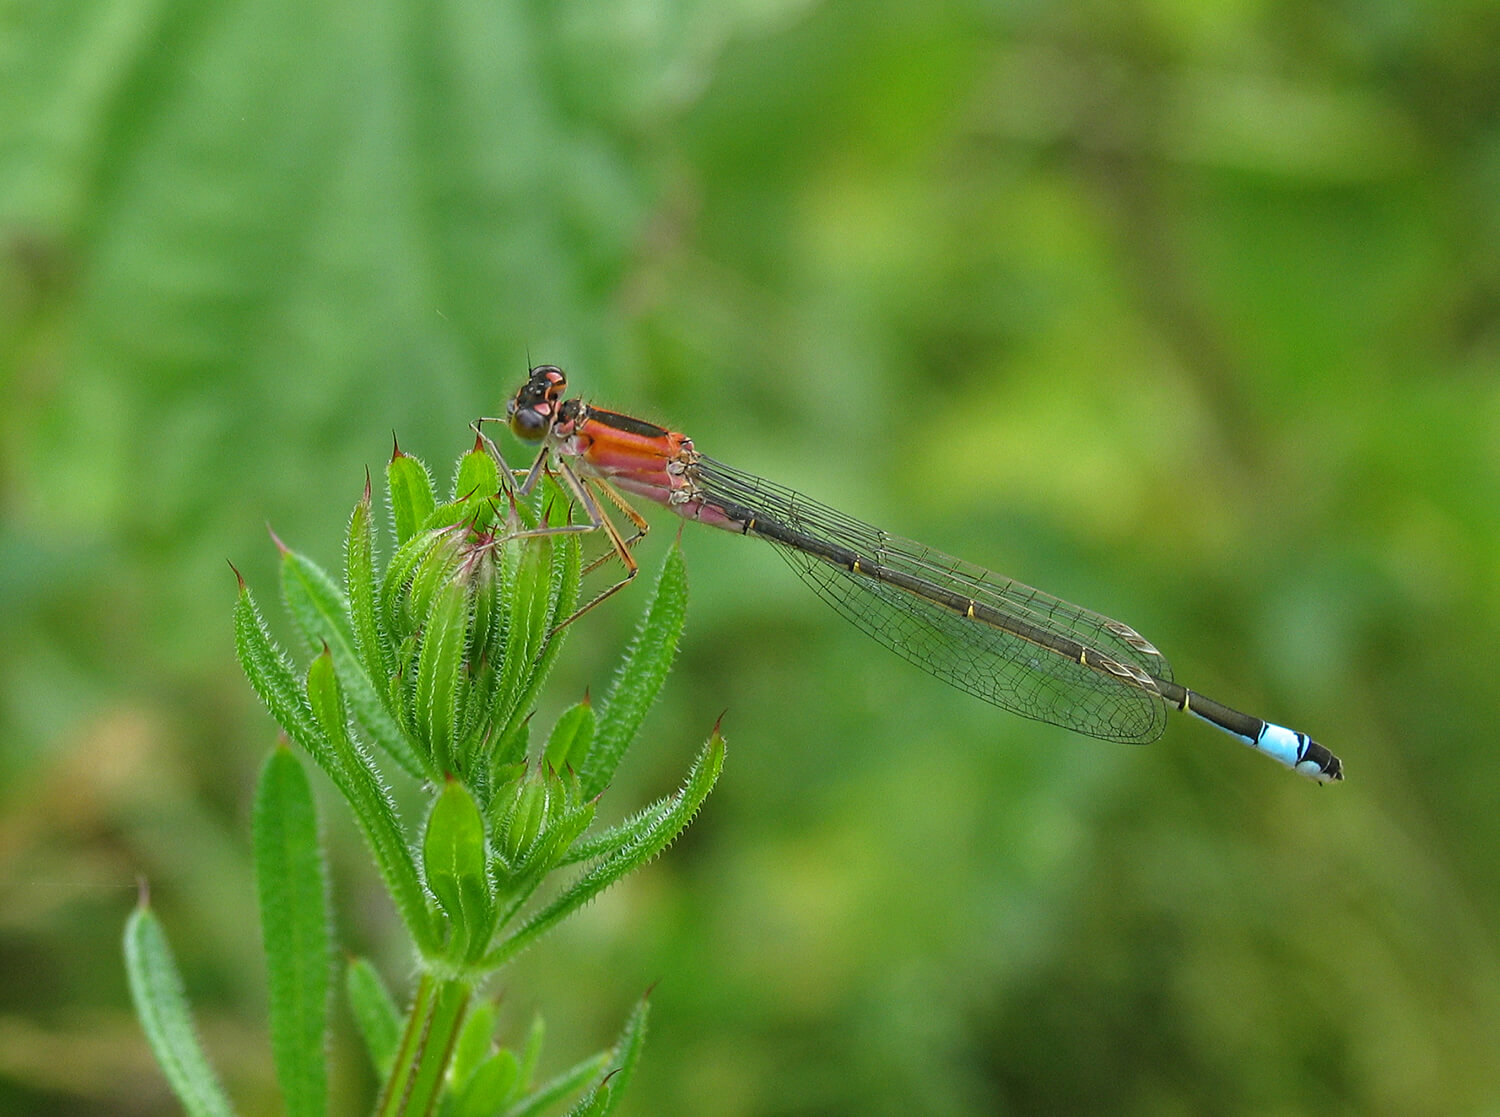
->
[346, 957, 400, 1079]
[499, 528, 582, 747]
[489, 717, 531, 778]
[517, 1012, 545, 1089]
[378, 529, 446, 644]
[406, 533, 463, 634]
[347, 488, 393, 681]
[424, 780, 495, 961]
[453, 445, 503, 531]
[485, 728, 723, 969]
[543, 700, 594, 773]
[388, 448, 437, 545]
[415, 579, 472, 776]
[234, 581, 319, 748]
[305, 651, 436, 955]
[581, 546, 687, 797]
[282, 542, 422, 778]
[505, 1052, 610, 1117]
[563, 996, 649, 1117]
[559, 798, 673, 868]
[123, 904, 237, 1117]
[492, 536, 555, 727]
[253, 747, 329, 1117]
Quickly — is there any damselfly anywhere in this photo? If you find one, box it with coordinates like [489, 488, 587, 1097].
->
[481, 365, 1343, 783]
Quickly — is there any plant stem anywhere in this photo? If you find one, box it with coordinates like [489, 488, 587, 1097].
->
[375, 971, 472, 1117]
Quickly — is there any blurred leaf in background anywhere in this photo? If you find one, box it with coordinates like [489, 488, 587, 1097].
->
[3, 0, 1500, 1114]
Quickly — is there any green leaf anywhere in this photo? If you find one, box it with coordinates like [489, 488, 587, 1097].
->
[448, 998, 498, 1097]
[252, 747, 329, 1117]
[543, 700, 595, 773]
[505, 1051, 611, 1117]
[453, 444, 503, 531]
[123, 904, 237, 1117]
[467, 546, 503, 672]
[346, 957, 401, 1079]
[558, 798, 673, 868]
[493, 535, 555, 727]
[563, 996, 649, 1117]
[305, 651, 437, 956]
[347, 484, 393, 677]
[414, 579, 472, 776]
[599, 996, 651, 1115]
[487, 719, 531, 782]
[420, 498, 485, 533]
[516, 1012, 545, 1089]
[234, 580, 319, 748]
[538, 495, 584, 635]
[580, 546, 687, 798]
[493, 530, 583, 753]
[282, 539, 423, 779]
[423, 779, 495, 962]
[388, 447, 436, 545]
[378, 529, 446, 645]
[564, 1086, 608, 1116]
[406, 534, 463, 636]
[485, 728, 723, 969]
[452, 1049, 519, 1117]
[494, 773, 548, 868]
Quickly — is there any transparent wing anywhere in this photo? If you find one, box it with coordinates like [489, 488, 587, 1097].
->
[694, 456, 1171, 744]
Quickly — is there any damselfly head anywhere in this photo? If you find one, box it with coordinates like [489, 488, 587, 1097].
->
[509, 364, 568, 441]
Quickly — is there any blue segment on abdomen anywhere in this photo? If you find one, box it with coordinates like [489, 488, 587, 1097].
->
[1188, 709, 1303, 770]
[1254, 722, 1306, 769]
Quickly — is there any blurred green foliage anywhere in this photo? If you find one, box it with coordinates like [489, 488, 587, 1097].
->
[4, 0, 1500, 1113]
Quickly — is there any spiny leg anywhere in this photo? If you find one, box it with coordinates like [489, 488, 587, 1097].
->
[484, 458, 642, 632]
[580, 475, 650, 576]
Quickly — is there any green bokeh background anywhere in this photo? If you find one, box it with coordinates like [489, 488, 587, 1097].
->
[5, 1, 1499, 1113]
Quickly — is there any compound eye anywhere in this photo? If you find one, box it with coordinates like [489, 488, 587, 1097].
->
[530, 365, 567, 400]
[509, 405, 550, 440]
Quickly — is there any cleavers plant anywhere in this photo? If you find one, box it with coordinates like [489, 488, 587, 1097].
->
[125, 435, 723, 1117]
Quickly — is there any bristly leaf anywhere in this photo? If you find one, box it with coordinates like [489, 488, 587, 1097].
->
[253, 747, 329, 1117]
[405, 532, 463, 632]
[234, 581, 320, 750]
[377, 529, 446, 645]
[494, 529, 582, 751]
[347, 487, 392, 676]
[282, 541, 422, 779]
[544, 700, 595, 775]
[492, 533, 555, 730]
[564, 995, 649, 1117]
[413, 579, 471, 777]
[483, 727, 724, 969]
[388, 446, 436, 545]
[580, 546, 687, 798]
[124, 904, 237, 1117]
[489, 716, 530, 777]
[558, 798, 672, 868]
[423, 780, 495, 963]
[345, 957, 401, 1080]
[452, 445, 502, 531]
[305, 651, 438, 956]
[506, 1052, 610, 1117]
